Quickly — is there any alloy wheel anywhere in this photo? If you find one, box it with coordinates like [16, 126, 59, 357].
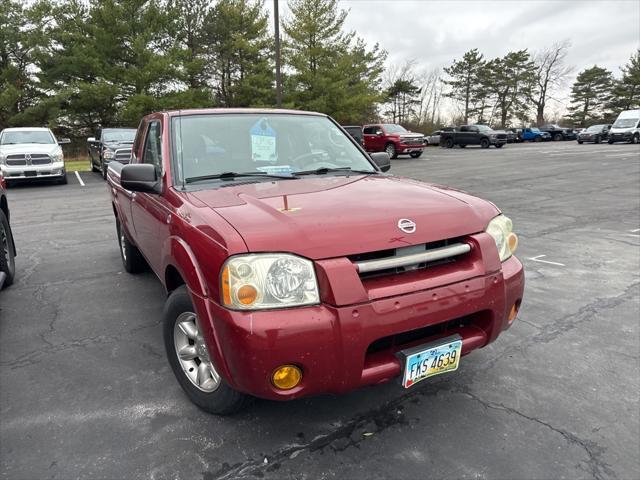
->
[173, 312, 221, 392]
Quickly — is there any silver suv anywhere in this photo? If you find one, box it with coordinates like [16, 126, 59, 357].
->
[0, 127, 70, 185]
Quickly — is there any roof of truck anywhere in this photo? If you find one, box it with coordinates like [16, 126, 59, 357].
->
[163, 108, 326, 117]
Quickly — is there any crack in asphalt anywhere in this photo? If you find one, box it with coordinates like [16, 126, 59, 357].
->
[477, 281, 639, 373]
[462, 390, 617, 480]
[206, 382, 452, 480]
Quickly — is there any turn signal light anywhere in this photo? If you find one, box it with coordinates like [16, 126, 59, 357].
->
[272, 365, 302, 390]
[508, 303, 519, 323]
[237, 284, 258, 305]
[507, 232, 518, 254]
[221, 267, 231, 305]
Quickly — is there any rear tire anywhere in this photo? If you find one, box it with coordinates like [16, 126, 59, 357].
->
[116, 218, 147, 273]
[89, 156, 98, 172]
[608, 139, 614, 144]
[632, 133, 639, 144]
[480, 138, 490, 149]
[445, 138, 454, 148]
[553, 133, 563, 141]
[595, 136, 601, 144]
[409, 151, 422, 158]
[384, 143, 397, 159]
[163, 285, 252, 415]
[495, 143, 504, 148]
[578, 140, 583, 144]
[0, 210, 16, 288]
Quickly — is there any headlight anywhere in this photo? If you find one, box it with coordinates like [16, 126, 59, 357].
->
[103, 149, 114, 159]
[51, 150, 63, 162]
[221, 254, 319, 310]
[0, 153, 6, 165]
[486, 214, 518, 262]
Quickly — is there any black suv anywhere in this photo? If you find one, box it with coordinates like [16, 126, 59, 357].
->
[342, 125, 364, 146]
[539, 124, 577, 141]
[577, 124, 611, 144]
[87, 128, 137, 179]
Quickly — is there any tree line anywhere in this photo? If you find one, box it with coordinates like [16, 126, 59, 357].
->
[0, 0, 385, 136]
[1, 0, 639, 141]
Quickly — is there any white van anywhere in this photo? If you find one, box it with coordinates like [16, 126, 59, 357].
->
[608, 109, 640, 144]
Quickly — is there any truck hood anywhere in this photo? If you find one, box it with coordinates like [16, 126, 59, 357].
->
[188, 175, 499, 259]
[0, 143, 61, 155]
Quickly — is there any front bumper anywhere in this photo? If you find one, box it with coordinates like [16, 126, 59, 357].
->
[0, 162, 66, 180]
[397, 142, 425, 153]
[609, 133, 633, 142]
[490, 138, 508, 145]
[192, 247, 525, 401]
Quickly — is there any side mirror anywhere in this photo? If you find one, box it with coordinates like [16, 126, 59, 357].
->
[376, 131, 383, 136]
[87, 137, 96, 143]
[121, 164, 160, 193]
[370, 152, 391, 172]
[57, 137, 71, 144]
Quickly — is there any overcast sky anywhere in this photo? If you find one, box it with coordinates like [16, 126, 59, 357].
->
[273, 0, 640, 118]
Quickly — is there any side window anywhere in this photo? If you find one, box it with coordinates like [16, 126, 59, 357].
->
[131, 122, 145, 163]
[363, 126, 376, 135]
[142, 121, 162, 174]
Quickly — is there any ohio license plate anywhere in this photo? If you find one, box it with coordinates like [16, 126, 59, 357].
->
[399, 335, 462, 388]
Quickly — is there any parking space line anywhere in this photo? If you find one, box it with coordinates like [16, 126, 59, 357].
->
[527, 255, 565, 267]
[631, 229, 640, 233]
[74, 171, 85, 187]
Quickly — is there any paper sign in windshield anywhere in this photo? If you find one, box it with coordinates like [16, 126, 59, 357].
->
[250, 119, 277, 163]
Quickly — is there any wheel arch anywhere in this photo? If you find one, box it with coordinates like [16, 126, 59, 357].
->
[161, 236, 209, 298]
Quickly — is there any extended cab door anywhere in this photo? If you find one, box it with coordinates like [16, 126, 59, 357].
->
[130, 119, 170, 275]
[363, 125, 383, 152]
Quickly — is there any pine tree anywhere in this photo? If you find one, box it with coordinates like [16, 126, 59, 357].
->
[443, 49, 485, 124]
[488, 50, 537, 127]
[202, 0, 274, 108]
[609, 50, 640, 112]
[283, 0, 385, 123]
[567, 65, 613, 125]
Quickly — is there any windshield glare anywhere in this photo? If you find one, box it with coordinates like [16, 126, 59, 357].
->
[586, 125, 603, 132]
[612, 118, 638, 128]
[103, 130, 136, 142]
[476, 125, 493, 133]
[0, 130, 55, 145]
[383, 124, 407, 133]
[172, 114, 375, 182]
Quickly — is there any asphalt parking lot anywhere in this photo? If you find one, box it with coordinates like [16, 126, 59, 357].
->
[1, 141, 638, 480]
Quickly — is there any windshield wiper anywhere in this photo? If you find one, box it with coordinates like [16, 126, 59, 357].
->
[185, 171, 298, 184]
[294, 167, 377, 176]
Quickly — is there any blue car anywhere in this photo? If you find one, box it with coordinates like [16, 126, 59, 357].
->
[520, 128, 551, 142]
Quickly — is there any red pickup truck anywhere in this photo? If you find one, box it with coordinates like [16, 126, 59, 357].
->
[107, 108, 524, 414]
[363, 124, 425, 158]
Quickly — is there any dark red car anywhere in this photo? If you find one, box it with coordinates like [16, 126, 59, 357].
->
[107, 109, 524, 414]
[363, 123, 425, 158]
[0, 174, 16, 289]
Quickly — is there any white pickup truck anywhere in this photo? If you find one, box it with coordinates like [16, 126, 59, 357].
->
[0, 127, 70, 186]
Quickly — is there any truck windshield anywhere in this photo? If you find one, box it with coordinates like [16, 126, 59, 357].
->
[0, 130, 55, 145]
[612, 118, 638, 128]
[103, 130, 136, 142]
[475, 125, 493, 133]
[171, 114, 376, 183]
[382, 124, 407, 133]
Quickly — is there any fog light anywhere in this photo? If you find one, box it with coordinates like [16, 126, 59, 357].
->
[272, 365, 302, 390]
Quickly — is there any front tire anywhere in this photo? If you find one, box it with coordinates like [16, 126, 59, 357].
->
[608, 139, 614, 144]
[595, 135, 601, 144]
[384, 143, 397, 159]
[116, 218, 147, 273]
[163, 286, 252, 415]
[409, 151, 422, 158]
[553, 133, 563, 141]
[578, 140, 583, 144]
[495, 143, 504, 148]
[480, 138, 490, 149]
[632, 133, 639, 144]
[0, 210, 16, 288]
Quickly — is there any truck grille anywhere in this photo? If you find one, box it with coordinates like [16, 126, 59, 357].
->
[5, 153, 51, 166]
[402, 137, 424, 146]
[114, 148, 132, 163]
[350, 239, 470, 279]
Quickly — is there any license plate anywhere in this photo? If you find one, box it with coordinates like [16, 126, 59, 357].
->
[24, 171, 37, 177]
[399, 335, 462, 388]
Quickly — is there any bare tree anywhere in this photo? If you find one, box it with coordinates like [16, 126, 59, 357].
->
[533, 40, 573, 126]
